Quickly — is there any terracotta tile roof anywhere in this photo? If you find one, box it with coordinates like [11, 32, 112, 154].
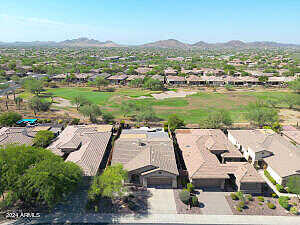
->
[282, 130, 300, 145]
[0, 127, 41, 146]
[112, 129, 178, 175]
[48, 125, 112, 176]
[175, 129, 263, 183]
[228, 129, 300, 178]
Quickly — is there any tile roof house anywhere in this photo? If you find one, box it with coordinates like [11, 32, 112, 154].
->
[228, 129, 300, 186]
[106, 74, 128, 85]
[0, 125, 61, 146]
[111, 128, 179, 188]
[175, 129, 264, 193]
[150, 74, 165, 83]
[166, 76, 187, 85]
[0, 127, 36, 146]
[48, 125, 113, 176]
[135, 67, 152, 75]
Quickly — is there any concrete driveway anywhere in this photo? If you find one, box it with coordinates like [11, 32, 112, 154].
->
[197, 190, 233, 215]
[148, 188, 177, 214]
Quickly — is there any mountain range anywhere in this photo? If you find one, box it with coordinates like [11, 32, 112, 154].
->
[0, 37, 299, 49]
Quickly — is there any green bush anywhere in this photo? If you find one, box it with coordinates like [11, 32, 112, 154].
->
[264, 170, 276, 185]
[191, 196, 199, 207]
[276, 184, 285, 193]
[272, 193, 278, 198]
[238, 201, 245, 209]
[235, 206, 242, 212]
[33, 130, 55, 148]
[70, 118, 80, 125]
[128, 201, 136, 210]
[187, 183, 195, 193]
[267, 202, 276, 209]
[236, 191, 244, 200]
[246, 194, 253, 201]
[258, 202, 263, 206]
[230, 193, 238, 200]
[278, 196, 289, 209]
[179, 190, 190, 205]
[257, 196, 264, 202]
[289, 206, 298, 215]
[0, 112, 22, 126]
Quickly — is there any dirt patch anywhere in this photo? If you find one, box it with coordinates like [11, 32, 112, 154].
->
[226, 195, 298, 216]
[279, 109, 300, 125]
[53, 97, 72, 107]
[173, 189, 202, 214]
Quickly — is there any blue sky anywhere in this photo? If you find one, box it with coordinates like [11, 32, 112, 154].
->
[0, 0, 300, 44]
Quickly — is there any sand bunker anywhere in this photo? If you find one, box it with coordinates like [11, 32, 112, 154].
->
[151, 91, 196, 100]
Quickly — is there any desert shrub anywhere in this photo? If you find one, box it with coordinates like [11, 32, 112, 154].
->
[272, 193, 278, 198]
[179, 190, 190, 205]
[191, 196, 199, 207]
[257, 196, 264, 202]
[278, 196, 290, 209]
[163, 122, 168, 132]
[236, 191, 244, 200]
[246, 194, 253, 201]
[128, 201, 136, 210]
[264, 170, 276, 185]
[276, 184, 285, 193]
[230, 193, 238, 200]
[267, 202, 276, 209]
[70, 118, 80, 125]
[187, 183, 195, 193]
[238, 201, 245, 209]
[235, 206, 242, 212]
[289, 206, 298, 215]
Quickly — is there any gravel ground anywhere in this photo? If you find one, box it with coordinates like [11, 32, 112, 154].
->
[173, 189, 202, 214]
[225, 195, 297, 216]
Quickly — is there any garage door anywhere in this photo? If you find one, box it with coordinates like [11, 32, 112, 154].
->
[147, 177, 172, 187]
[192, 179, 224, 188]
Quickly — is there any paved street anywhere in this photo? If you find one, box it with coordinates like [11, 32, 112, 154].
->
[148, 188, 177, 214]
[197, 190, 233, 215]
[4, 214, 300, 225]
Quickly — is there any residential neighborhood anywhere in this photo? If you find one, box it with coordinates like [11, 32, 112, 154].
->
[1, 1, 300, 224]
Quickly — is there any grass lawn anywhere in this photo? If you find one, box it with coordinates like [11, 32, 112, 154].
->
[34, 87, 298, 124]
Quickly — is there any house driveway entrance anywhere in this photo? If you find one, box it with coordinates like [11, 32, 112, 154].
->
[197, 190, 233, 215]
[148, 188, 177, 214]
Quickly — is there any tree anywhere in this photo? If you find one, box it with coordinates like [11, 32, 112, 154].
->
[0, 145, 83, 207]
[284, 95, 300, 109]
[129, 78, 143, 88]
[289, 78, 300, 93]
[200, 109, 233, 129]
[88, 164, 128, 201]
[71, 95, 91, 111]
[258, 76, 269, 84]
[80, 104, 102, 123]
[33, 130, 55, 148]
[102, 112, 114, 123]
[28, 97, 52, 116]
[168, 114, 185, 131]
[143, 78, 164, 91]
[14, 96, 23, 110]
[0, 112, 22, 126]
[22, 78, 44, 96]
[246, 102, 278, 127]
[93, 77, 109, 91]
[286, 176, 300, 201]
[135, 106, 160, 124]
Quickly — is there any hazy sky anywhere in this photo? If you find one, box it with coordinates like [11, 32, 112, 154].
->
[0, 0, 300, 44]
